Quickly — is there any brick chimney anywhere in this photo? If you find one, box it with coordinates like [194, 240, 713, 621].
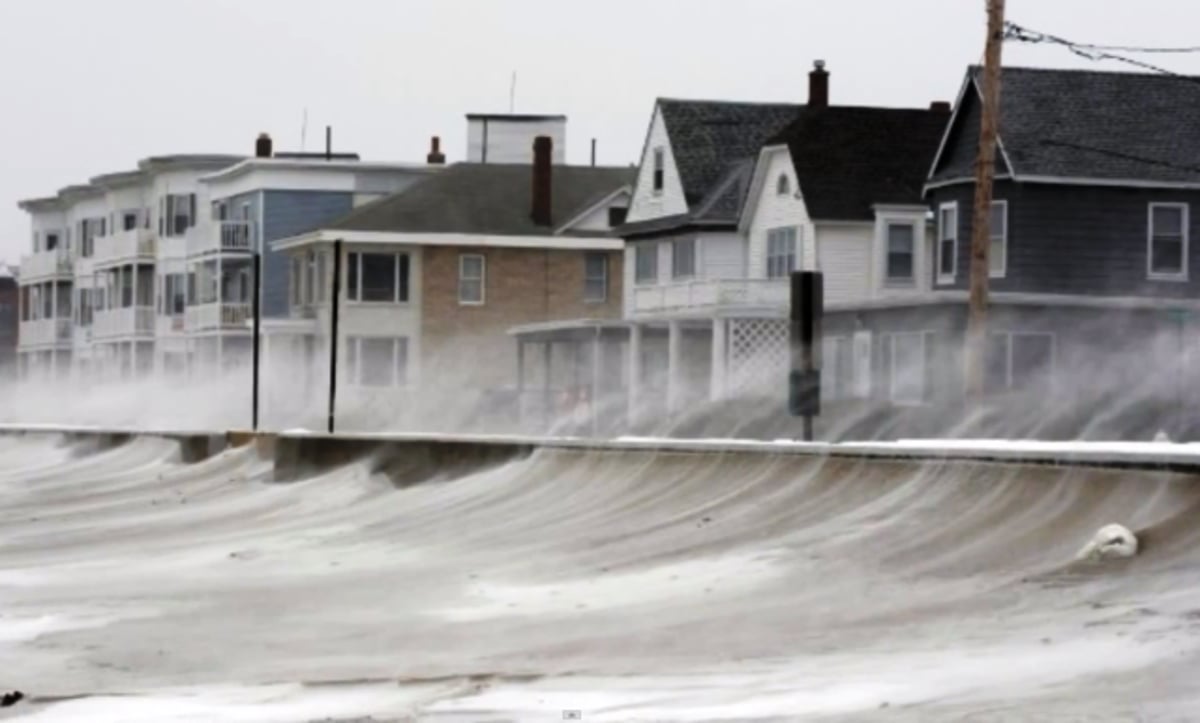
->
[426, 136, 446, 165]
[809, 60, 829, 109]
[531, 136, 552, 226]
[930, 101, 952, 114]
[255, 133, 273, 158]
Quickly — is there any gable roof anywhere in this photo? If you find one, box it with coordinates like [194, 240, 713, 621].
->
[620, 99, 799, 238]
[773, 105, 951, 220]
[930, 66, 1200, 186]
[323, 163, 634, 237]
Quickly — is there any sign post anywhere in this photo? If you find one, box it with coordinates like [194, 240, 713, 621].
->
[789, 271, 823, 441]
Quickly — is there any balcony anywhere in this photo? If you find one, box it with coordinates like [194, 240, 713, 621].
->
[92, 307, 155, 340]
[18, 318, 72, 348]
[187, 221, 255, 257]
[93, 228, 156, 268]
[19, 249, 72, 281]
[632, 278, 790, 316]
[186, 302, 252, 332]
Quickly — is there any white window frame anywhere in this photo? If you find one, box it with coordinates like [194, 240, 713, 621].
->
[887, 330, 933, 406]
[987, 331, 1056, 392]
[671, 238, 696, 280]
[346, 336, 410, 388]
[652, 147, 665, 195]
[937, 202, 958, 284]
[583, 252, 608, 303]
[634, 243, 658, 285]
[989, 200, 1007, 279]
[776, 174, 790, 196]
[347, 251, 411, 304]
[458, 253, 486, 305]
[766, 226, 798, 279]
[1148, 202, 1189, 281]
[884, 222, 916, 285]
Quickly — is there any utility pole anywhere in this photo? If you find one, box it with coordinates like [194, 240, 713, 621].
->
[965, 0, 1006, 404]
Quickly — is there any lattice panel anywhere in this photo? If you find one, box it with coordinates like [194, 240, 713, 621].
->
[727, 319, 789, 396]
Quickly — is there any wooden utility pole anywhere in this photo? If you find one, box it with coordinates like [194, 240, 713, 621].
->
[965, 0, 1006, 404]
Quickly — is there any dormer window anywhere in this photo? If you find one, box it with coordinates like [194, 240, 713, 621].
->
[776, 174, 790, 196]
[652, 147, 664, 194]
[607, 206, 628, 227]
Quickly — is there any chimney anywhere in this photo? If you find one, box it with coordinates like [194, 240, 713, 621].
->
[255, 133, 273, 158]
[531, 136, 552, 226]
[930, 101, 952, 114]
[426, 136, 446, 165]
[809, 60, 829, 109]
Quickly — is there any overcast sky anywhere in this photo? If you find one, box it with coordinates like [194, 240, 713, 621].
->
[2, 0, 1199, 264]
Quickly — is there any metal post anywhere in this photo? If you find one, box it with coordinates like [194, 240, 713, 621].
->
[591, 327, 601, 437]
[542, 341, 553, 431]
[251, 252, 261, 431]
[789, 271, 824, 441]
[327, 239, 343, 434]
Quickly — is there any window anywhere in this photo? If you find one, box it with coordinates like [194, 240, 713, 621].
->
[44, 232, 59, 251]
[776, 174, 790, 196]
[652, 147, 664, 193]
[989, 200, 1007, 278]
[884, 331, 935, 405]
[347, 252, 410, 303]
[671, 238, 695, 279]
[886, 223, 915, 284]
[766, 227, 798, 279]
[584, 252, 608, 302]
[458, 254, 485, 304]
[162, 274, 185, 316]
[123, 212, 138, 231]
[1149, 202, 1188, 279]
[607, 207, 628, 227]
[347, 336, 409, 387]
[937, 203, 957, 282]
[161, 194, 196, 237]
[634, 243, 658, 284]
[985, 331, 1054, 394]
[822, 336, 854, 400]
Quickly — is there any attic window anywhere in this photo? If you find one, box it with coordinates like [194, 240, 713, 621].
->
[607, 207, 628, 227]
[652, 147, 664, 194]
[776, 174, 790, 196]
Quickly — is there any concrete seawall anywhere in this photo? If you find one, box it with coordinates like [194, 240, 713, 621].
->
[3, 425, 1200, 478]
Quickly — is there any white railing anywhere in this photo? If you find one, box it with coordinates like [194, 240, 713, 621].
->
[185, 302, 251, 331]
[93, 228, 155, 266]
[19, 249, 72, 280]
[18, 318, 72, 348]
[156, 314, 187, 337]
[92, 307, 155, 339]
[187, 221, 254, 256]
[632, 278, 790, 315]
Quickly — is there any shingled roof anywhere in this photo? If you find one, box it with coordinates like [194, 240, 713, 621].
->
[930, 66, 1200, 185]
[325, 163, 634, 237]
[773, 105, 950, 220]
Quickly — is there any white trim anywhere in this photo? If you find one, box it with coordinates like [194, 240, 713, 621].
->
[929, 173, 1200, 193]
[272, 229, 623, 253]
[925, 74, 975, 184]
[583, 251, 609, 304]
[1148, 202, 1190, 282]
[989, 199, 1007, 279]
[652, 146, 665, 196]
[633, 242, 658, 286]
[737, 144, 791, 233]
[936, 202, 958, 285]
[345, 250, 412, 304]
[883, 221, 917, 286]
[553, 185, 633, 235]
[670, 237, 697, 280]
[458, 253, 486, 306]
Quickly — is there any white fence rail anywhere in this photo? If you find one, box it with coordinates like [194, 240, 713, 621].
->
[633, 279, 789, 314]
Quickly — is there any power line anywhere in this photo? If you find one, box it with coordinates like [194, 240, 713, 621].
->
[1004, 22, 1200, 81]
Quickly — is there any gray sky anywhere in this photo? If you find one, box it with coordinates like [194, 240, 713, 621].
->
[2, 0, 1199, 265]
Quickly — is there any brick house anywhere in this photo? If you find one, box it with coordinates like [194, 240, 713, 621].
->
[270, 133, 633, 430]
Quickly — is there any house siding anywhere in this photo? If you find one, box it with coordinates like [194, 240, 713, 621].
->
[701, 232, 745, 280]
[421, 246, 623, 392]
[816, 224, 872, 306]
[930, 180, 1200, 298]
[260, 190, 354, 317]
[625, 106, 689, 223]
[746, 147, 814, 279]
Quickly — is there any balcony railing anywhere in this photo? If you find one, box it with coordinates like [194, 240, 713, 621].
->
[93, 228, 155, 267]
[632, 278, 790, 315]
[187, 221, 254, 257]
[92, 307, 155, 339]
[19, 249, 72, 280]
[18, 318, 72, 348]
[185, 302, 251, 331]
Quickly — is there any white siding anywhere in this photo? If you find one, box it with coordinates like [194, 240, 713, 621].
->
[815, 223, 872, 306]
[466, 117, 567, 164]
[700, 232, 744, 280]
[625, 105, 688, 223]
[745, 147, 814, 279]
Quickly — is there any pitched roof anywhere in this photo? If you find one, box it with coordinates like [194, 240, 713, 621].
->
[773, 105, 950, 220]
[325, 163, 634, 237]
[659, 99, 800, 207]
[932, 66, 1200, 185]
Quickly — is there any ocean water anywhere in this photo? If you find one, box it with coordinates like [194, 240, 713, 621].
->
[2, 434, 1200, 721]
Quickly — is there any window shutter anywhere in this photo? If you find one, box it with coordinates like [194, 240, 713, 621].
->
[189, 194, 197, 227]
